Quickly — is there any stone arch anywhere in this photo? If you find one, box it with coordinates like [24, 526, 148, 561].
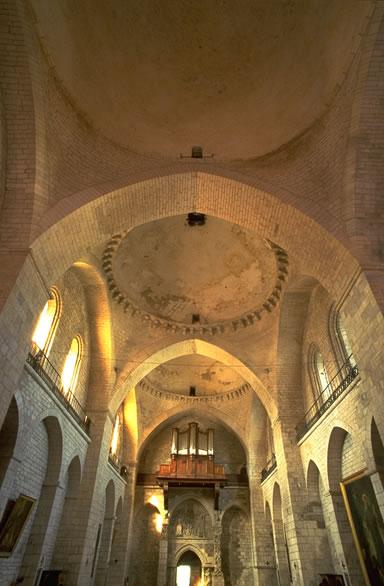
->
[221, 505, 253, 586]
[169, 494, 214, 527]
[175, 543, 208, 567]
[264, 500, 279, 577]
[136, 405, 248, 468]
[169, 498, 213, 542]
[305, 460, 335, 576]
[52, 455, 82, 572]
[20, 416, 63, 582]
[2, 169, 378, 435]
[30, 173, 361, 305]
[327, 425, 349, 492]
[95, 479, 116, 585]
[112, 337, 276, 420]
[130, 502, 162, 586]
[326, 425, 364, 582]
[71, 261, 114, 410]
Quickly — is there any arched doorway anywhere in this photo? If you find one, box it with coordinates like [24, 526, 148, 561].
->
[176, 550, 202, 586]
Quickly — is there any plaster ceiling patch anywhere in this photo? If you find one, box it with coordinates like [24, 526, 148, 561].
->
[102, 215, 289, 336]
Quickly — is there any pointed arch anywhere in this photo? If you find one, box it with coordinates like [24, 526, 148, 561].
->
[111, 338, 276, 420]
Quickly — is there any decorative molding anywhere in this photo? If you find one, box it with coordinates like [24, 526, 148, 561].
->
[102, 234, 289, 336]
[138, 379, 251, 403]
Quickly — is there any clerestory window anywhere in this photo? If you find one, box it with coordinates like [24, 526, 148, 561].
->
[31, 288, 61, 356]
[62, 336, 82, 395]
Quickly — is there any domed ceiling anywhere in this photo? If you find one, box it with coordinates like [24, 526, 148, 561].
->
[143, 354, 246, 396]
[30, 0, 372, 159]
[102, 215, 288, 330]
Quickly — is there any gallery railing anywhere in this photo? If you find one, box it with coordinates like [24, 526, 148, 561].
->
[296, 356, 359, 442]
[108, 451, 128, 479]
[26, 345, 91, 435]
[261, 453, 277, 483]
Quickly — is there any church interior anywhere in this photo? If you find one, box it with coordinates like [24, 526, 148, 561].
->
[0, 1, 384, 585]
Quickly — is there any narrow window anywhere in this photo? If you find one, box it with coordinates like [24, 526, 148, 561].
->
[110, 414, 120, 457]
[62, 336, 82, 394]
[32, 288, 61, 355]
[315, 351, 330, 398]
[336, 314, 356, 368]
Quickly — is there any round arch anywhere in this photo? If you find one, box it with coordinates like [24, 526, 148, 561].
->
[136, 404, 249, 465]
[111, 338, 276, 420]
[31, 172, 359, 304]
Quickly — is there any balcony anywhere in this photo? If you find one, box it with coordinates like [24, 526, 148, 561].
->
[26, 346, 91, 435]
[261, 454, 277, 483]
[296, 356, 359, 442]
[108, 451, 128, 479]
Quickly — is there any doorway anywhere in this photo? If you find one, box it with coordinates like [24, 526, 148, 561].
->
[176, 551, 202, 586]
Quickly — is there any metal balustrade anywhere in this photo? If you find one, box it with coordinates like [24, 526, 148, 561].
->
[26, 345, 91, 435]
[261, 453, 277, 482]
[296, 355, 359, 442]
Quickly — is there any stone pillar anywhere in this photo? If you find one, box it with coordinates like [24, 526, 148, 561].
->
[107, 463, 137, 585]
[63, 411, 113, 586]
[94, 513, 116, 586]
[248, 466, 279, 586]
[212, 510, 224, 586]
[273, 418, 315, 585]
[272, 517, 291, 586]
[168, 565, 176, 586]
[157, 518, 169, 586]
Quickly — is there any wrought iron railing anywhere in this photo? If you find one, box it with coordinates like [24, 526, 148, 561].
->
[296, 356, 358, 442]
[26, 345, 91, 435]
[261, 453, 277, 483]
[108, 451, 128, 479]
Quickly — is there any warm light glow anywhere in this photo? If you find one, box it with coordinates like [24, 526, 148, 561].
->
[62, 337, 81, 394]
[32, 298, 57, 351]
[155, 513, 163, 533]
[176, 565, 191, 586]
[110, 414, 120, 456]
[149, 495, 160, 509]
[123, 388, 138, 456]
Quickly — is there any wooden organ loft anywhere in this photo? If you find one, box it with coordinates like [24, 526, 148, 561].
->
[157, 422, 226, 509]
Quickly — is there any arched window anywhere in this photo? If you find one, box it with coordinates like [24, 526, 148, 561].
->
[329, 304, 356, 372]
[62, 336, 82, 395]
[315, 350, 330, 398]
[110, 414, 121, 457]
[32, 288, 61, 355]
[336, 313, 356, 368]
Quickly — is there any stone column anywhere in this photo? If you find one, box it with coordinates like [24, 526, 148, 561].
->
[94, 512, 116, 586]
[248, 465, 279, 586]
[273, 417, 316, 585]
[107, 463, 137, 585]
[157, 518, 169, 586]
[63, 411, 113, 586]
[212, 510, 224, 586]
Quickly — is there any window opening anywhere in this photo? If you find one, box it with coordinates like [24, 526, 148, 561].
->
[110, 414, 120, 456]
[315, 351, 330, 399]
[62, 337, 81, 394]
[32, 289, 61, 355]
